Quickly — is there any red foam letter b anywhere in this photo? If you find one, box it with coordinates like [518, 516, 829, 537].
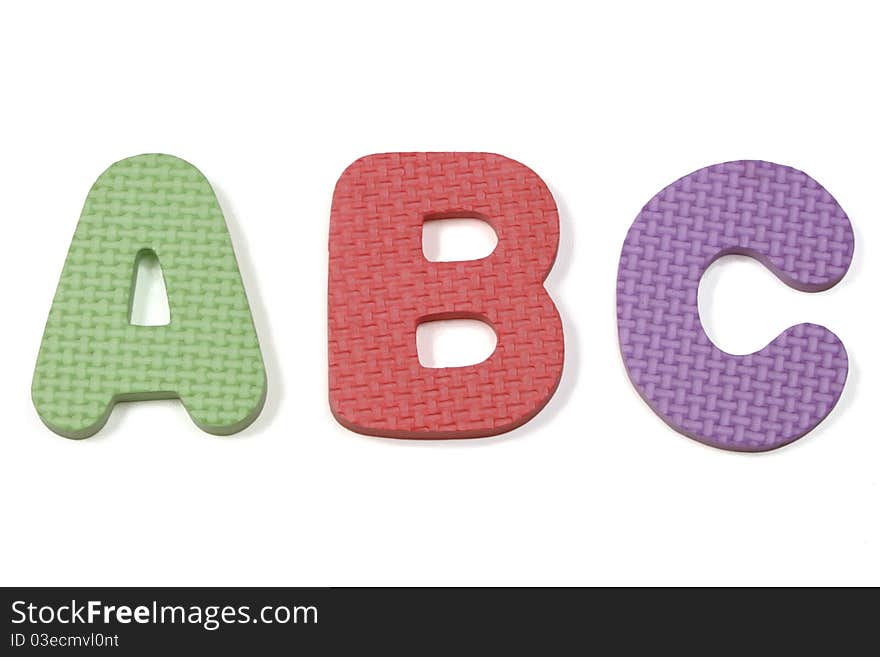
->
[328, 152, 563, 439]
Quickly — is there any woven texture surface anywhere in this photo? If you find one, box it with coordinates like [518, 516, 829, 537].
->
[32, 154, 266, 438]
[329, 152, 563, 438]
[617, 160, 853, 451]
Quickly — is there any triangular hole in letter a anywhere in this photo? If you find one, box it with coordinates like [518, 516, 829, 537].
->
[129, 249, 170, 326]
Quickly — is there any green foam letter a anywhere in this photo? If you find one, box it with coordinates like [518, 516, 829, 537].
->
[32, 154, 267, 438]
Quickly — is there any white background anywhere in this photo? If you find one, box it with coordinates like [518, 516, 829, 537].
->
[1, 1, 877, 586]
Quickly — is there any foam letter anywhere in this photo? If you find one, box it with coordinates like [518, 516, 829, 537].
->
[329, 152, 564, 438]
[32, 154, 266, 438]
[617, 160, 853, 451]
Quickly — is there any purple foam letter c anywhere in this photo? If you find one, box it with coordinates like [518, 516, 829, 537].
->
[617, 161, 854, 451]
